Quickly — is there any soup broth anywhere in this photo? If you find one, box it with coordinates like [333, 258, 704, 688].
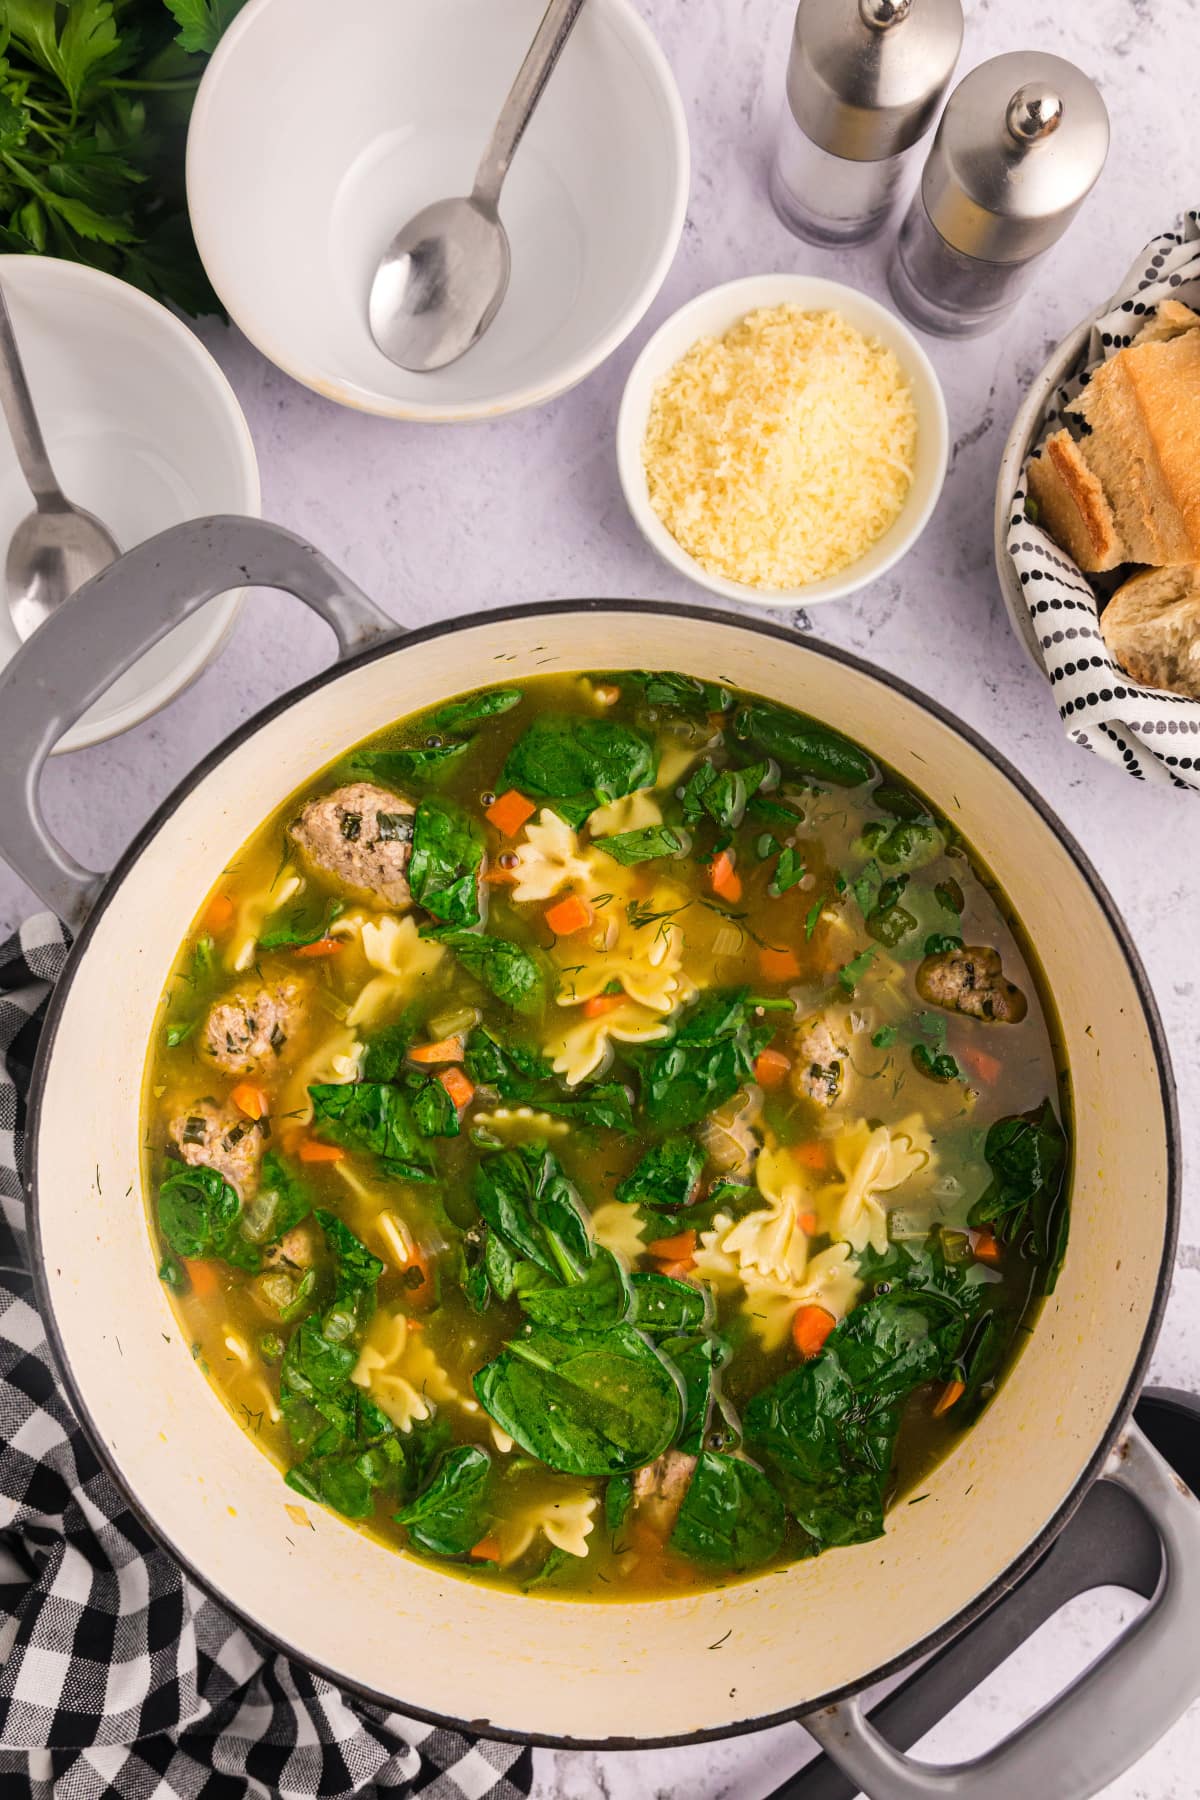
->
[143, 671, 1069, 1599]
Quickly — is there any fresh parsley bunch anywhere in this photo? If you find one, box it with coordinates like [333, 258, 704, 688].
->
[0, 0, 247, 315]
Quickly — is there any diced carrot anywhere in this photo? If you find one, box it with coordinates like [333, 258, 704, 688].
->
[230, 1081, 269, 1122]
[469, 1534, 501, 1561]
[792, 1139, 830, 1172]
[759, 944, 801, 982]
[544, 893, 594, 937]
[204, 893, 235, 933]
[593, 683, 621, 708]
[399, 1244, 436, 1311]
[709, 849, 742, 904]
[298, 1139, 347, 1163]
[408, 1035, 465, 1065]
[754, 1046, 792, 1088]
[630, 1517, 665, 1557]
[293, 937, 342, 959]
[960, 1043, 1002, 1084]
[183, 1258, 220, 1299]
[486, 789, 537, 837]
[645, 1229, 697, 1262]
[971, 1225, 1003, 1265]
[934, 1378, 966, 1417]
[438, 1066, 475, 1110]
[655, 1256, 696, 1278]
[792, 1304, 836, 1359]
[405, 1317, 424, 1332]
[798, 1210, 819, 1234]
[583, 993, 624, 1018]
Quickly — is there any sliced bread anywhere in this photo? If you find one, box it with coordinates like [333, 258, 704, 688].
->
[1100, 562, 1200, 697]
[1070, 330, 1200, 566]
[1026, 428, 1125, 571]
[1132, 299, 1200, 346]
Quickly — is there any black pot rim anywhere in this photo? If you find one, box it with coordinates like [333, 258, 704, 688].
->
[25, 596, 1181, 1753]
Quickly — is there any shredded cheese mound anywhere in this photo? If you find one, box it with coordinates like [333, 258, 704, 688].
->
[642, 304, 918, 589]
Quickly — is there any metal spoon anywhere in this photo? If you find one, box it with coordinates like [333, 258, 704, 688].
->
[369, 0, 588, 372]
[0, 278, 119, 642]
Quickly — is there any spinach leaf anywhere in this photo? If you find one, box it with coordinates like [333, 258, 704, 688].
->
[351, 743, 471, 785]
[441, 930, 545, 1013]
[625, 671, 733, 715]
[913, 1043, 961, 1083]
[662, 1329, 731, 1454]
[285, 1409, 405, 1520]
[434, 688, 522, 731]
[734, 702, 875, 788]
[968, 1100, 1069, 1289]
[863, 819, 944, 872]
[281, 1314, 360, 1403]
[395, 1444, 492, 1556]
[463, 1027, 634, 1132]
[680, 758, 769, 831]
[769, 846, 806, 896]
[594, 825, 688, 866]
[314, 1208, 384, 1301]
[744, 1286, 974, 1550]
[408, 797, 485, 928]
[670, 1452, 785, 1570]
[474, 1323, 683, 1477]
[258, 896, 345, 951]
[629, 1271, 712, 1338]
[521, 1244, 632, 1332]
[242, 1151, 312, 1246]
[473, 1143, 592, 1280]
[629, 989, 781, 1131]
[465, 1027, 553, 1098]
[605, 1472, 634, 1531]
[158, 1163, 260, 1271]
[308, 1083, 435, 1181]
[409, 1073, 460, 1138]
[837, 947, 876, 994]
[502, 715, 657, 829]
[872, 784, 933, 823]
[361, 1012, 421, 1082]
[616, 1135, 705, 1210]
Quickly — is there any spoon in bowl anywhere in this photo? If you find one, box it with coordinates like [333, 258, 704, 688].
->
[369, 0, 588, 373]
[0, 278, 119, 643]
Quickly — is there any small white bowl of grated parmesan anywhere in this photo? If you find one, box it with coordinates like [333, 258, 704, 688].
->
[617, 274, 947, 606]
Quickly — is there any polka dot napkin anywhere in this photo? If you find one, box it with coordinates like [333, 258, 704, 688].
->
[1004, 209, 1200, 789]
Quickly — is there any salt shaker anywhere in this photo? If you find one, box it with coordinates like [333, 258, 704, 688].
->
[770, 0, 963, 247]
[888, 52, 1110, 337]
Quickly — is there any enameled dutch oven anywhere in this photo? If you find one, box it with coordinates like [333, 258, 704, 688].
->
[1, 517, 1198, 1800]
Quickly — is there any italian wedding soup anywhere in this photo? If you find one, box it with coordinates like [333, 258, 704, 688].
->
[144, 671, 1069, 1597]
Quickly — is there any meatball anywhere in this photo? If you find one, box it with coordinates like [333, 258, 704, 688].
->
[263, 1224, 315, 1269]
[169, 1098, 263, 1198]
[633, 1451, 697, 1535]
[203, 978, 304, 1076]
[290, 782, 415, 908]
[792, 1013, 850, 1108]
[917, 945, 1027, 1024]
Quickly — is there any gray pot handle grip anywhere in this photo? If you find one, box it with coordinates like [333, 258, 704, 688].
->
[0, 515, 395, 931]
[801, 1420, 1200, 1800]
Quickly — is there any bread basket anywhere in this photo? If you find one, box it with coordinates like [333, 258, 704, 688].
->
[994, 210, 1200, 788]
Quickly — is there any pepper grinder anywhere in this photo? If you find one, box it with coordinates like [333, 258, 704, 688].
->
[769, 0, 963, 248]
[888, 52, 1110, 337]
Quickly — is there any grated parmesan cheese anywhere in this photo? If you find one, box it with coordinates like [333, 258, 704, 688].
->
[642, 304, 918, 589]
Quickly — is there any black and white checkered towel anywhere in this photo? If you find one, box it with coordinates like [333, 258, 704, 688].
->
[0, 914, 533, 1800]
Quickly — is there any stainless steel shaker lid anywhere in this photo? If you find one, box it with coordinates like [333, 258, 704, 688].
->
[921, 52, 1110, 263]
[786, 0, 963, 163]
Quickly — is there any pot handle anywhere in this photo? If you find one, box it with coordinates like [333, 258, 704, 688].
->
[800, 1421, 1200, 1800]
[0, 515, 396, 930]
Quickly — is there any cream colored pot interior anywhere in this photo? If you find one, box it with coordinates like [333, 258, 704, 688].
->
[34, 610, 1170, 1742]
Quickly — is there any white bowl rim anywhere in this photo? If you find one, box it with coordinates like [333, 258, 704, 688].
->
[186, 0, 690, 424]
[0, 254, 261, 753]
[616, 271, 950, 608]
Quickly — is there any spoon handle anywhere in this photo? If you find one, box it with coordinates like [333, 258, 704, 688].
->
[0, 278, 63, 510]
[472, 0, 589, 209]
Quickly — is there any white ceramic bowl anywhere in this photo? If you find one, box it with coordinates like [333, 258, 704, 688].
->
[0, 257, 259, 752]
[187, 0, 689, 423]
[617, 274, 949, 608]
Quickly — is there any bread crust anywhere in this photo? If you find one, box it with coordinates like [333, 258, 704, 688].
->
[1026, 429, 1124, 571]
[1071, 332, 1200, 565]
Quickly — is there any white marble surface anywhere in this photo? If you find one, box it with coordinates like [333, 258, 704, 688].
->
[3, 0, 1197, 1793]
